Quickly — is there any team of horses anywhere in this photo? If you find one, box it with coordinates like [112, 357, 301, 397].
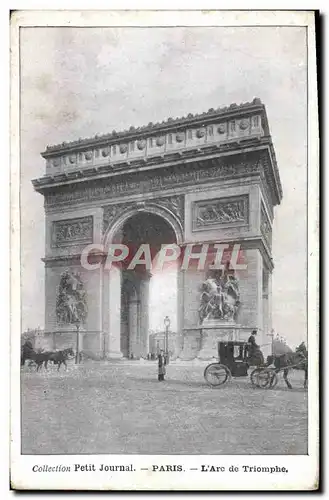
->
[266, 341, 308, 389]
[236, 341, 307, 389]
[21, 341, 74, 371]
[21, 339, 308, 388]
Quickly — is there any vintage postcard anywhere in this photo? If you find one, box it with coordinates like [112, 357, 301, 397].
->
[10, 9, 319, 491]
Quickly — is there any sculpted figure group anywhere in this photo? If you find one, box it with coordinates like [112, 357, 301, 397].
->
[199, 270, 240, 324]
[56, 271, 88, 325]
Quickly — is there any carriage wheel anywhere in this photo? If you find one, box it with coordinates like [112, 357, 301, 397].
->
[260, 369, 278, 389]
[204, 363, 231, 387]
[250, 368, 273, 388]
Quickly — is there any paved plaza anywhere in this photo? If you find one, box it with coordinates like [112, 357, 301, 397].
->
[21, 361, 307, 455]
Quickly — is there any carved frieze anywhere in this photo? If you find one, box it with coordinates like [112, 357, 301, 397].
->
[51, 216, 93, 247]
[45, 158, 261, 208]
[193, 195, 249, 231]
[260, 204, 272, 248]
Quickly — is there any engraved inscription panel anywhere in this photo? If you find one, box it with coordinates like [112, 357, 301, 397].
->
[52, 216, 93, 247]
[193, 195, 249, 231]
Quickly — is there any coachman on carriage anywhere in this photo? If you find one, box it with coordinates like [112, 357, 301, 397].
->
[203, 335, 308, 390]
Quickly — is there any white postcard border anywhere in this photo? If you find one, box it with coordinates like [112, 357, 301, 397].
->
[10, 9, 319, 491]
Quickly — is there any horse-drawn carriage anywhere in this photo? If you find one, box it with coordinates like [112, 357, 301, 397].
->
[203, 340, 276, 388]
[21, 340, 75, 371]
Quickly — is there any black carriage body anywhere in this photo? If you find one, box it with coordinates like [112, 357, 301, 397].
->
[204, 341, 274, 389]
[218, 341, 249, 377]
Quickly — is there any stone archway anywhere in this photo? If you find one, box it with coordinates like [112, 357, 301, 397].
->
[103, 202, 184, 248]
[35, 100, 282, 361]
[102, 207, 183, 359]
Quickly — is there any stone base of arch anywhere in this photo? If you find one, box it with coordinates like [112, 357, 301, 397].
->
[42, 244, 270, 363]
[104, 351, 123, 360]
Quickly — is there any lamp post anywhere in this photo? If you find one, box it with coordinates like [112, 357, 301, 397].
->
[267, 329, 275, 356]
[75, 322, 80, 364]
[164, 316, 170, 364]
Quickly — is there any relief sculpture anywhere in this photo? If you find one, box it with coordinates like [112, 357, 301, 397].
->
[52, 216, 93, 246]
[198, 269, 241, 324]
[194, 196, 248, 230]
[56, 271, 88, 325]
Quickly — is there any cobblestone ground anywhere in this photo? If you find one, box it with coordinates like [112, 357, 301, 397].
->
[21, 361, 308, 455]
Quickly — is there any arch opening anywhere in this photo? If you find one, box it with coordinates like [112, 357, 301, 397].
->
[108, 211, 179, 360]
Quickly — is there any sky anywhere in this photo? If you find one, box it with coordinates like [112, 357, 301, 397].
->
[20, 26, 307, 346]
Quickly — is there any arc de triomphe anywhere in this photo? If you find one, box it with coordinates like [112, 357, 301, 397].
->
[33, 98, 282, 360]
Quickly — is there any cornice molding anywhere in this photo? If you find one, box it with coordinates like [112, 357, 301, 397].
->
[33, 139, 268, 192]
[42, 98, 266, 156]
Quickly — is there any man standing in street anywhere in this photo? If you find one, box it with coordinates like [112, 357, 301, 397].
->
[158, 350, 167, 381]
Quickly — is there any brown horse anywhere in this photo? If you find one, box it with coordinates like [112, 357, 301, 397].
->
[266, 342, 308, 389]
[35, 348, 75, 371]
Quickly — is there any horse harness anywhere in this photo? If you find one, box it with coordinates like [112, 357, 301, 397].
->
[35, 348, 74, 371]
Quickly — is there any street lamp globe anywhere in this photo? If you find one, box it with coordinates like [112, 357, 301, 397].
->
[164, 316, 171, 328]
